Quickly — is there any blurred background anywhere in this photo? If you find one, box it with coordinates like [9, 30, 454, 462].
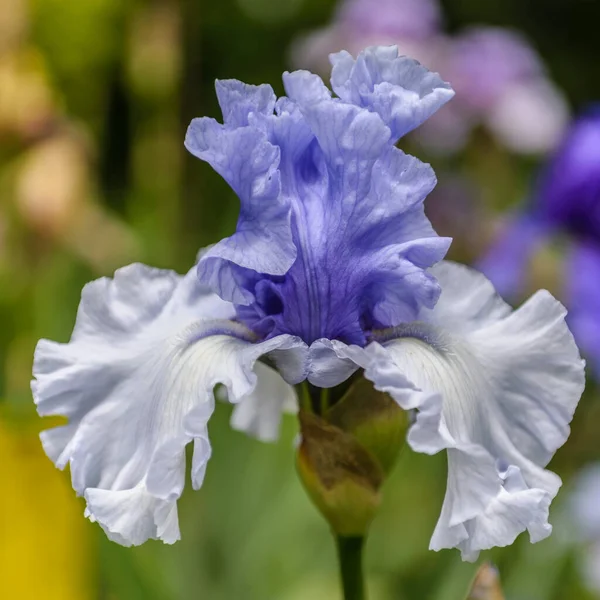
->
[1, 0, 600, 598]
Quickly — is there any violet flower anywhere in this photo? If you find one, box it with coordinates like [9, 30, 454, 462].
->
[479, 107, 600, 373]
[291, 0, 442, 75]
[443, 27, 569, 154]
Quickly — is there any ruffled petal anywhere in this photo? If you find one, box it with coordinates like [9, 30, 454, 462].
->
[239, 110, 449, 342]
[230, 362, 297, 442]
[420, 259, 512, 332]
[356, 261, 584, 560]
[186, 50, 451, 345]
[32, 263, 305, 545]
[329, 46, 454, 141]
[185, 115, 295, 305]
[215, 79, 276, 128]
[281, 69, 332, 106]
[305, 339, 360, 388]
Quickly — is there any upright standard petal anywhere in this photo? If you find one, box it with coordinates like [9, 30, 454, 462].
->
[353, 262, 584, 560]
[329, 46, 454, 141]
[186, 48, 453, 347]
[215, 79, 276, 128]
[32, 263, 304, 545]
[185, 107, 295, 305]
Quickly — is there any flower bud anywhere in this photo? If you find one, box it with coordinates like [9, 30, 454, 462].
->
[326, 377, 409, 475]
[296, 411, 383, 536]
[296, 377, 409, 535]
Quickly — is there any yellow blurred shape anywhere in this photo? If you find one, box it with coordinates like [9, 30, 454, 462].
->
[128, 3, 181, 98]
[0, 50, 57, 137]
[467, 563, 505, 600]
[17, 133, 88, 237]
[16, 130, 140, 270]
[0, 0, 28, 53]
[0, 417, 94, 600]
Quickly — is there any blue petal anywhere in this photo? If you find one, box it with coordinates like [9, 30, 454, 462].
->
[330, 46, 454, 141]
[282, 69, 332, 106]
[215, 79, 276, 127]
[185, 116, 296, 305]
[239, 100, 449, 343]
[186, 50, 452, 345]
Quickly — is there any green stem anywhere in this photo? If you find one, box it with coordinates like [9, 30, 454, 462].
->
[320, 387, 330, 415]
[300, 382, 313, 413]
[336, 536, 366, 600]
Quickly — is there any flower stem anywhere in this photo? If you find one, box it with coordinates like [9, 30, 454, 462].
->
[336, 536, 366, 600]
[320, 387, 330, 415]
[300, 382, 313, 413]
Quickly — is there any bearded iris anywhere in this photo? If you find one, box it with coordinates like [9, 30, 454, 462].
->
[32, 47, 584, 562]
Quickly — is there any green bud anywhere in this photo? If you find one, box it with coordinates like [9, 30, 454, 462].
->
[296, 411, 383, 536]
[326, 377, 409, 475]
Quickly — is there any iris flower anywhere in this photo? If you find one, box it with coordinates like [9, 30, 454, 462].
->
[32, 47, 584, 561]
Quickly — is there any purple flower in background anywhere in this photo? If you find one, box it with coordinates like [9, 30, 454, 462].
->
[32, 47, 584, 561]
[479, 107, 600, 372]
[444, 27, 569, 154]
[291, 0, 442, 76]
[447, 28, 542, 112]
[292, 0, 569, 155]
[338, 0, 441, 42]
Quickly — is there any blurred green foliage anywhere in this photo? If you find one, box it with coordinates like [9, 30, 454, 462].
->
[2, 0, 600, 598]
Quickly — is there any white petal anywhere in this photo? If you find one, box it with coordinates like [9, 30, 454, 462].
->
[85, 484, 180, 546]
[230, 362, 298, 442]
[360, 261, 585, 560]
[421, 261, 512, 333]
[306, 338, 360, 387]
[32, 263, 305, 545]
